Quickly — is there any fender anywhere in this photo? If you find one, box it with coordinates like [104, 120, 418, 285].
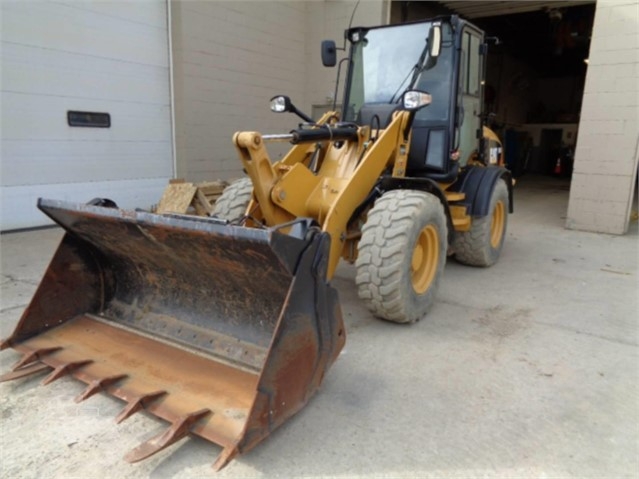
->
[379, 176, 455, 245]
[451, 166, 513, 217]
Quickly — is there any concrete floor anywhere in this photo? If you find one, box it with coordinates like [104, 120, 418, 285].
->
[1, 175, 637, 479]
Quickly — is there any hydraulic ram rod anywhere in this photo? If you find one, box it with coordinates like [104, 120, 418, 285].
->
[263, 126, 358, 145]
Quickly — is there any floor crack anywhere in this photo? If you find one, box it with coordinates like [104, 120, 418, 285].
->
[0, 304, 27, 314]
[1, 274, 40, 287]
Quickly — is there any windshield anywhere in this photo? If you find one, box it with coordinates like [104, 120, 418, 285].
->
[343, 21, 454, 123]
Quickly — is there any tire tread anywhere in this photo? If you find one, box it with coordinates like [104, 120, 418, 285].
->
[212, 178, 253, 221]
[355, 190, 447, 323]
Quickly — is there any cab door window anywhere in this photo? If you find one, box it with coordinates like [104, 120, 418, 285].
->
[457, 30, 483, 166]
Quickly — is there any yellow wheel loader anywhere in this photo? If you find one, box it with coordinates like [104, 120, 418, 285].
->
[1, 15, 511, 470]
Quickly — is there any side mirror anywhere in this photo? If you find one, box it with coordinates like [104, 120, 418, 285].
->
[402, 90, 432, 111]
[270, 95, 292, 113]
[270, 95, 314, 123]
[321, 40, 337, 67]
[423, 24, 442, 70]
[428, 24, 442, 59]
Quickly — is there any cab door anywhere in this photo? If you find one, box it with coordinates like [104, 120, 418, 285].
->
[456, 28, 484, 167]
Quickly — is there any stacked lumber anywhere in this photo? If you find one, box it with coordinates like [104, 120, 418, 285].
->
[155, 179, 231, 216]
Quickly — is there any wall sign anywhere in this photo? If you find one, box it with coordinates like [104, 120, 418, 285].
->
[67, 111, 111, 128]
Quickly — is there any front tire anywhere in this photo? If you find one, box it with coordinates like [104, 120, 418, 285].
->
[212, 178, 253, 221]
[453, 178, 508, 266]
[355, 190, 448, 324]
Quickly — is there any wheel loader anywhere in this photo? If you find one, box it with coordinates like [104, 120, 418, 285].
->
[1, 15, 511, 471]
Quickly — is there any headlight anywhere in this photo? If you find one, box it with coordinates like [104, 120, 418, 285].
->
[270, 95, 291, 113]
[403, 90, 432, 111]
[270, 96, 286, 112]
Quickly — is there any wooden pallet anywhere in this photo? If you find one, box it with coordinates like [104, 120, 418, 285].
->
[155, 179, 231, 216]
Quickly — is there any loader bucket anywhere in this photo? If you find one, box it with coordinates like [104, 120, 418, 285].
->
[1, 199, 345, 470]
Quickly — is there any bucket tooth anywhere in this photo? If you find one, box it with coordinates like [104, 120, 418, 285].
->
[75, 374, 128, 403]
[124, 409, 211, 463]
[0, 337, 12, 351]
[12, 347, 62, 371]
[0, 362, 51, 382]
[212, 446, 239, 472]
[41, 359, 93, 386]
[115, 390, 167, 424]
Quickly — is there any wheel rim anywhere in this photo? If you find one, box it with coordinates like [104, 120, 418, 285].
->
[490, 200, 505, 248]
[411, 225, 439, 294]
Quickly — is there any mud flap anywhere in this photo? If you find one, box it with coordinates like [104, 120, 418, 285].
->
[1, 199, 345, 470]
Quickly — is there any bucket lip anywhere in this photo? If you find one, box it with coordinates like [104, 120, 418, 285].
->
[7, 315, 252, 454]
[38, 198, 274, 242]
[37, 196, 317, 277]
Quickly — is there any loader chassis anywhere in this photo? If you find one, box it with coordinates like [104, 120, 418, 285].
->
[1, 15, 511, 471]
[230, 15, 512, 284]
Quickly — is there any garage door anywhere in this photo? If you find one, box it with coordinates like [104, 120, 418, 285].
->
[1, 2, 173, 230]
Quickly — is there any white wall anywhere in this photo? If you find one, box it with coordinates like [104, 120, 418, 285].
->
[171, 0, 389, 182]
[1, 0, 173, 230]
[566, 0, 639, 234]
[171, 1, 308, 181]
[305, 0, 391, 112]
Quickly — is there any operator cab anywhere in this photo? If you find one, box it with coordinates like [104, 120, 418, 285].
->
[324, 16, 488, 183]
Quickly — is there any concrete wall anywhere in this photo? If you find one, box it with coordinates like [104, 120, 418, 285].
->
[171, 0, 388, 182]
[170, 1, 307, 181]
[566, 0, 639, 234]
[305, 0, 391, 113]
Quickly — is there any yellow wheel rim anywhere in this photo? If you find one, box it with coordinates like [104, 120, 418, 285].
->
[490, 200, 505, 249]
[411, 225, 439, 294]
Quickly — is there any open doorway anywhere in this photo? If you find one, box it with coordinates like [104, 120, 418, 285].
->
[391, 1, 595, 183]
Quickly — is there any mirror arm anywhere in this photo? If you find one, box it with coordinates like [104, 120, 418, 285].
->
[332, 58, 350, 112]
[291, 106, 314, 124]
[403, 111, 416, 141]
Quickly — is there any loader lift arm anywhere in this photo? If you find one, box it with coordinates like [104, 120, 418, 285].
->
[234, 106, 422, 279]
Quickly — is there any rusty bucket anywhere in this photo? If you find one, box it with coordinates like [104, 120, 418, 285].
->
[1, 198, 345, 470]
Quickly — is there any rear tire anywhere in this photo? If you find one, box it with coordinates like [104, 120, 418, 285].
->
[212, 178, 253, 221]
[355, 190, 448, 324]
[453, 178, 508, 266]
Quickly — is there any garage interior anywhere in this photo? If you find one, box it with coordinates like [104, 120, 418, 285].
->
[393, 1, 596, 180]
[1, 1, 637, 477]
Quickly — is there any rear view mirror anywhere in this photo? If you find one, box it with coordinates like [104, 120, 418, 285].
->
[321, 40, 337, 67]
[423, 24, 442, 70]
[429, 24, 442, 58]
